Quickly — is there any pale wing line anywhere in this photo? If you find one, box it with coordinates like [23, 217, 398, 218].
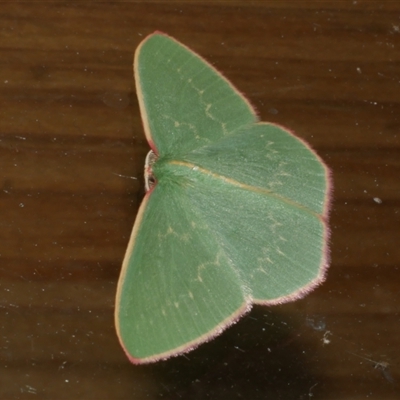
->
[170, 160, 324, 221]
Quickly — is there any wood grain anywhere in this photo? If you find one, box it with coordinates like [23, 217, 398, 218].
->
[1, 2, 399, 399]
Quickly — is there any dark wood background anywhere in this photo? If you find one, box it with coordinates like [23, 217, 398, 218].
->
[1, 2, 399, 399]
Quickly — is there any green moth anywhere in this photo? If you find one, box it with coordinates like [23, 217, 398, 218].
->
[115, 32, 331, 364]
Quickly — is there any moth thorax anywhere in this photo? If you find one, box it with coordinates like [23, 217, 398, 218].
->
[144, 150, 157, 191]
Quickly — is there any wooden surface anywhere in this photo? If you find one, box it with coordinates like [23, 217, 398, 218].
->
[1, 2, 399, 399]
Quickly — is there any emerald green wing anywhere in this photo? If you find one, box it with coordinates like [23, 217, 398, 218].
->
[134, 33, 257, 156]
[184, 123, 328, 215]
[115, 182, 247, 363]
[154, 133, 328, 304]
